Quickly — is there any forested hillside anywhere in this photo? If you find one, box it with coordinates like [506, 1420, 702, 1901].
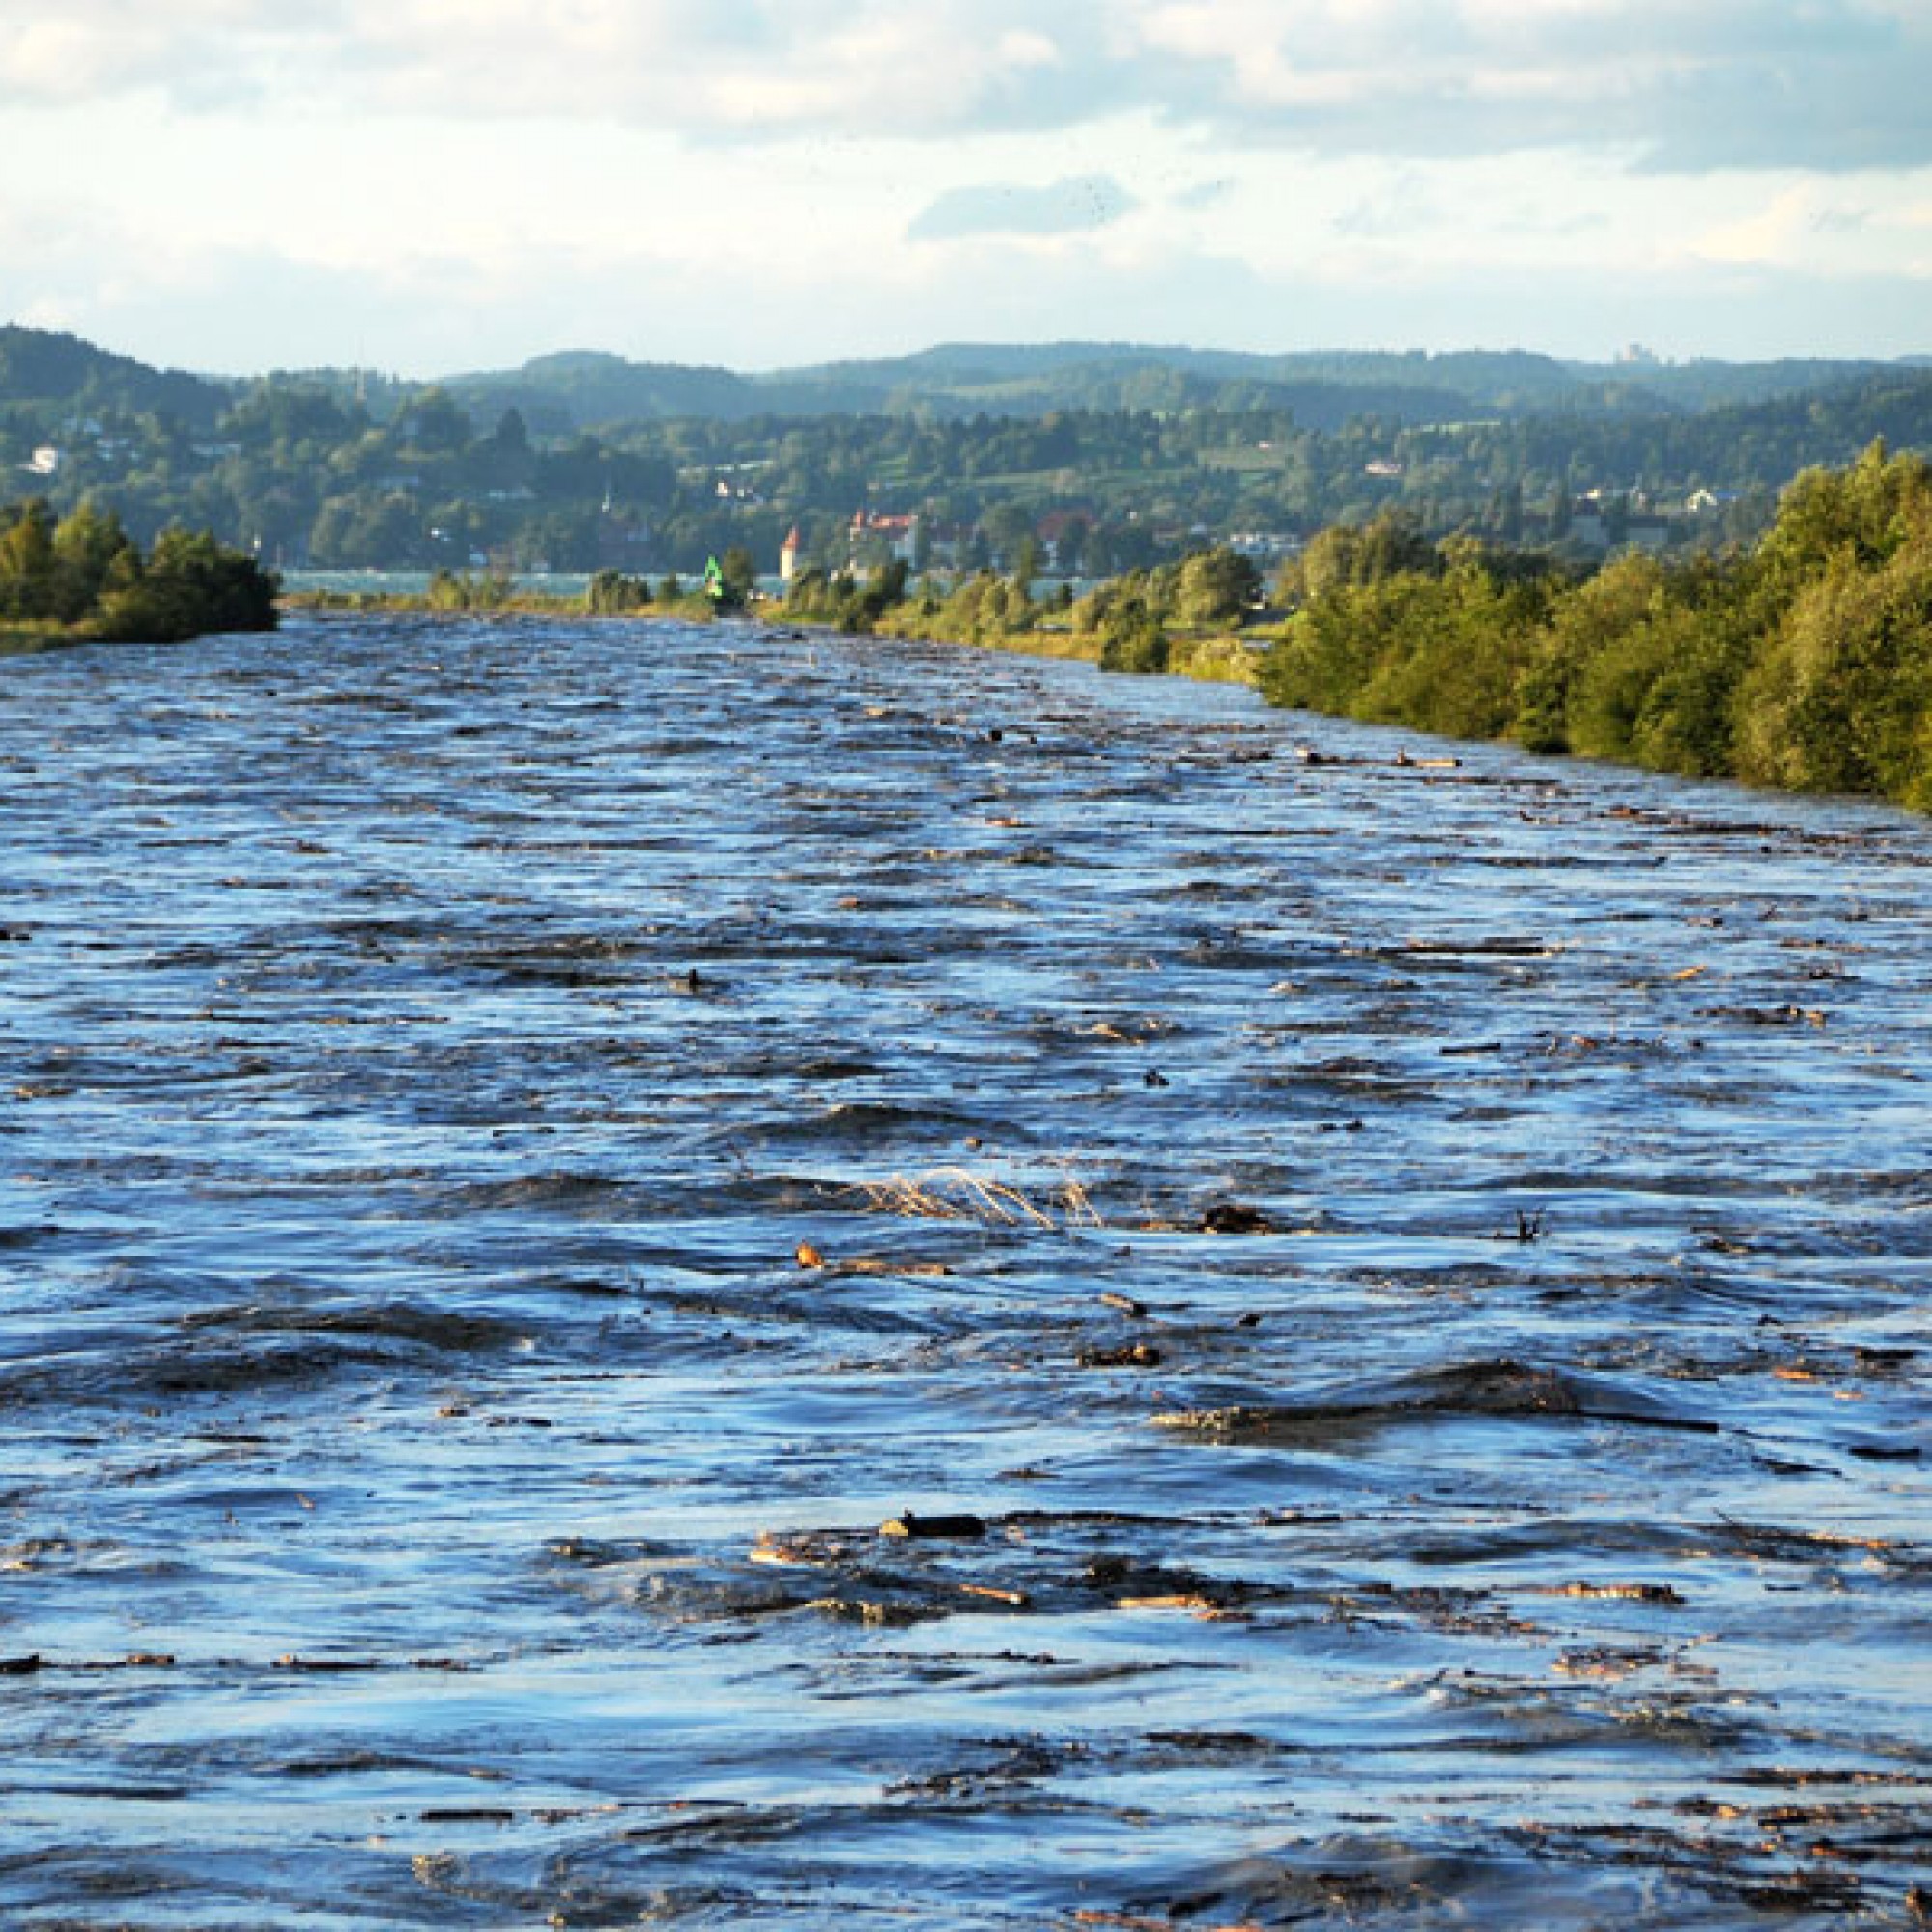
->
[3, 324, 1928, 578]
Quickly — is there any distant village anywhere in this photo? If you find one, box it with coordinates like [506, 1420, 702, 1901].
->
[13, 409, 1771, 585]
[769, 486, 1726, 590]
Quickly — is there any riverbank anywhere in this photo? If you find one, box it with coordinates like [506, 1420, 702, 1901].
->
[1260, 440, 1932, 811]
[0, 623, 65, 656]
[276, 439, 1932, 814]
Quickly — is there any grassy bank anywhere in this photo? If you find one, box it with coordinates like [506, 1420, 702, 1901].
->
[790, 549, 1268, 687]
[1, 623, 67, 657]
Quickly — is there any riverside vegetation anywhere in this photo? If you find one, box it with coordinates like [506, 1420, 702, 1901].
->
[776, 440, 1932, 810]
[14, 440, 1931, 816]
[781, 547, 1261, 683]
[0, 498, 278, 650]
[1258, 439, 1932, 810]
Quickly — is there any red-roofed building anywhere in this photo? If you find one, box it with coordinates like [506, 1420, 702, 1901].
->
[849, 509, 920, 564]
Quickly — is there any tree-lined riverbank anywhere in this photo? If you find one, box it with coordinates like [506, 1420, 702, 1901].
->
[1259, 440, 1932, 810]
[0, 499, 278, 652]
[26, 440, 1928, 818]
[776, 440, 1932, 813]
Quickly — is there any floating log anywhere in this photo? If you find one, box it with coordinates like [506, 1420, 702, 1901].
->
[1076, 1341, 1163, 1369]
[878, 1511, 987, 1541]
[953, 1581, 1029, 1607]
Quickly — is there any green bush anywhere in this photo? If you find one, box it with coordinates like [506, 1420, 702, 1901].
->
[1258, 441, 1932, 810]
[1097, 595, 1169, 673]
[89, 526, 279, 642]
[586, 569, 652, 613]
[1735, 538, 1932, 803]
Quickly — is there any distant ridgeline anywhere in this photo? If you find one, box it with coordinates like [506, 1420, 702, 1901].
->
[1258, 440, 1932, 810]
[0, 499, 278, 645]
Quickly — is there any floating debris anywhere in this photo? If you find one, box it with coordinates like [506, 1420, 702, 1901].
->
[878, 1512, 988, 1541]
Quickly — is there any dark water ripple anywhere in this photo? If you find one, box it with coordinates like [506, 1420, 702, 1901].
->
[2, 611, 1929, 1927]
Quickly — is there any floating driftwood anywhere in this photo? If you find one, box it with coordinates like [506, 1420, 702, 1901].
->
[1076, 1341, 1163, 1369]
[879, 1511, 988, 1541]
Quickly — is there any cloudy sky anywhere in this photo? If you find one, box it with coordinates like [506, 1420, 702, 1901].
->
[4, 0, 1930, 377]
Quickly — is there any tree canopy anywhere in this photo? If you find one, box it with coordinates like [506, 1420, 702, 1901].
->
[1, 498, 278, 644]
[1259, 440, 1932, 810]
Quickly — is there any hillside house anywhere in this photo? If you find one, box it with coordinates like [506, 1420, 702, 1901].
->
[849, 509, 920, 570]
[1570, 502, 1672, 553]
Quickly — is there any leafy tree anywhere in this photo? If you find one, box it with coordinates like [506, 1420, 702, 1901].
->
[1259, 440, 1932, 810]
[1285, 512, 1436, 603]
[1174, 547, 1262, 623]
[51, 500, 138, 622]
[719, 544, 758, 606]
[980, 502, 1035, 568]
[310, 490, 425, 567]
[399, 386, 472, 455]
[0, 497, 58, 619]
[1735, 535, 1932, 802]
[586, 570, 652, 613]
[91, 525, 278, 640]
[490, 407, 530, 455]
[1756, 439, 1928, 591]
[1097, 592, 1169, 674]
[1348, 554, 1549, 741]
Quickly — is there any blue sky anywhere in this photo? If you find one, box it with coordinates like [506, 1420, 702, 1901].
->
[4, 0, 1929, 377]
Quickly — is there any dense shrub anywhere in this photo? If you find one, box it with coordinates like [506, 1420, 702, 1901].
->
[586, 569, 653, 613]
[1259, 440, 1932, 810]
[1096, 594, 1169, 674]
[2, 505, 279, 643]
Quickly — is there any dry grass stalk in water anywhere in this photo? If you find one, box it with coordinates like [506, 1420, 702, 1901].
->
[842, 1166, 1102, 1231]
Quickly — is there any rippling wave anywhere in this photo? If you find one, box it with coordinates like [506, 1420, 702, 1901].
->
[1, 613, 1927, 1927]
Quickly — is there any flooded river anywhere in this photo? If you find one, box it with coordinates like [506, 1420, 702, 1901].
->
[3, 612, 1928, 1927]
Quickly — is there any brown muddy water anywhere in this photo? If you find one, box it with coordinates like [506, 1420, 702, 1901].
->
[2, 612, 1928, 1929]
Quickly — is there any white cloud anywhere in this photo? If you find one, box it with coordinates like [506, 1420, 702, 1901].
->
[3, 1, 1929, 372]
[1697, 185, 1835, 268]
[6, 0, 1929, 171]
[1693, 177, 1932, 279]
[996, 28, 1062, 70]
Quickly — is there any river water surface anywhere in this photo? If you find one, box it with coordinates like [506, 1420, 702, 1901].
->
[3, 613, 1928, 1927]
